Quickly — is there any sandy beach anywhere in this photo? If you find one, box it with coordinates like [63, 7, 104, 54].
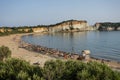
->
[0, 33, 55, 67]
[0, 33, 120, 71]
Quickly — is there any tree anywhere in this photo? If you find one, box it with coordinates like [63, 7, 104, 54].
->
[0, 45, 11, 61]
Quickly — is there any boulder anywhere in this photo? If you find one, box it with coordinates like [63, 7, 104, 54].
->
[81, 50, 91, 62]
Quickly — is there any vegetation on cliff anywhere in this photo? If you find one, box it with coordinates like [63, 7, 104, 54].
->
[0, 46, 120, 80]
[48, 20, 87, 27]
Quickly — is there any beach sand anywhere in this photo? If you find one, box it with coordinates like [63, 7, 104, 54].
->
[0, 33, 55, 67]
[0, 33, 120, 71]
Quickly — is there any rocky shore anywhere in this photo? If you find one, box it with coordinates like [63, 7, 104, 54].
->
[19, 34, 120, 71]
[19, 40, 83, 60]
[0, 32, 120, 71]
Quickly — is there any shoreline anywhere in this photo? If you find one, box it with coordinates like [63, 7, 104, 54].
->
[0, 33, 56, 67]
[20, 33, 120, 70]
[0, 32, 120, 70]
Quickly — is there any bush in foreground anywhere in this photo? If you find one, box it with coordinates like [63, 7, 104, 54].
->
[0, 59, 120, 80]
[43, 60, 120, 80]
[0, 58, 43, 80]
[0, 45, 11, 61]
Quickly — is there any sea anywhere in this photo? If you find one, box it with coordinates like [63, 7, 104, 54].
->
[22, 31, 120, 62]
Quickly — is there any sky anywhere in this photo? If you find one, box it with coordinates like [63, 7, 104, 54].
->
[0, 0, 120, 27]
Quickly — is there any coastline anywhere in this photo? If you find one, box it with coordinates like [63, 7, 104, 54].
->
[0, 32, 120, 70]
[20, 34, 120, 70]
[0, 33, 55, 67]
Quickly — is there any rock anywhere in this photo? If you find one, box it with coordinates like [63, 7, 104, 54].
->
[82, 50, 91, 55]
[81, 50, 91, 62]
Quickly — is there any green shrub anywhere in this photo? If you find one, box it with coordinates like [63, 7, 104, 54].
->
[0, 58, 43, 80]
[43, 60, 120, 80]
[43, 60, 65, 80]
[0, 58, 120, 80]
[0, 45, 11, 61]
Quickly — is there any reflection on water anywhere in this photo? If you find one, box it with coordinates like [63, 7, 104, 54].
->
[22, 31, 120, 61]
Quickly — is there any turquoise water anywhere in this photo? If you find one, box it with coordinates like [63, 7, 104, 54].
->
[22, 31, 120, 61]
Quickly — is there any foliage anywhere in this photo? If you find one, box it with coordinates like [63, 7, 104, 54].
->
[43, 60, 120, 80]
[0, 58, 120, 80]
[0, 45, 11, 61]
[100, 23, 120, 27]
[43, 60, 65, 80]
[0, 58, 43, 80]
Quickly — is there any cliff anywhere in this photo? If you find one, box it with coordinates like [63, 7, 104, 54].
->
[30, 20, 90, 33]
[1, 21, 120, 34]
[32, 27, 48, 33]
[0, 20, 91, 34]
[94, 22, 120, 31]
[48, 20, 90, 32]
[0, 28, 12, 33]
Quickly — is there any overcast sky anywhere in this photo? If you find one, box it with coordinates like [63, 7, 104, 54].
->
[0, 0, 120, 27]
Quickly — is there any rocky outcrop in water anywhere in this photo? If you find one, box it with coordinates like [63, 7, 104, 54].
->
[94, 22, 120, 31]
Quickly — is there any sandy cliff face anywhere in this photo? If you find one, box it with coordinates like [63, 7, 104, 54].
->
[32, 27, 48, 33]
[18, 28, 31, 32]
[48, 20, 89, 32]
[0, 28, 12, 33]
[0, 29, 5, 32]
[0, 20, 91, 33]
